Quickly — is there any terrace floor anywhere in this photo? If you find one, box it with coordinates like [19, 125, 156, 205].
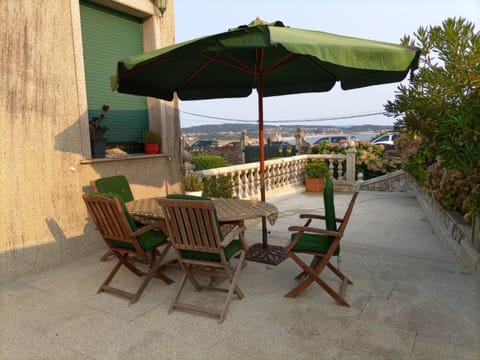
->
[1, 191, 479, 359]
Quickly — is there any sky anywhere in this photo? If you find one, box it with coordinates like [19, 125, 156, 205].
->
[173, 0, 479, 128]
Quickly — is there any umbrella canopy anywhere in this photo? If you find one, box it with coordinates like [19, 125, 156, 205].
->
[112, 18, 420, 263]
[114, 18, 420, 99]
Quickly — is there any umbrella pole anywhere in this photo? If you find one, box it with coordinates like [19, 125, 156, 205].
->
[257, 74, 268, 249]
[244, 49, 287, 266]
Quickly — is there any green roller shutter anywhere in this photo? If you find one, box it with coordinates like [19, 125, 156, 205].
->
[80, 0, 148, 144]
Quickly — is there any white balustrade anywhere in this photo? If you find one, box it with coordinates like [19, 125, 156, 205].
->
[195, 153, 355, 199]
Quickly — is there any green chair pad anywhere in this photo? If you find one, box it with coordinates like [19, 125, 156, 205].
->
[323, 177, 337, 232]
[95, 175, 134, 203]
[111, 230, 167, 251]
[291, 232, 340, 256]
[180, 239, 242, 262]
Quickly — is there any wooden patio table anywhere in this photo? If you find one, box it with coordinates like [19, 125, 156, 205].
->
[125, 197, 279, 227]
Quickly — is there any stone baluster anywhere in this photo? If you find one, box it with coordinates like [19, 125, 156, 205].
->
[328, 159, 335, 179]
[336, 155, 344, 180]
[345, 147, 356, 184]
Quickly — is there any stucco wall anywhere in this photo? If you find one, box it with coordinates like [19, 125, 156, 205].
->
[0, 0, 181, 282]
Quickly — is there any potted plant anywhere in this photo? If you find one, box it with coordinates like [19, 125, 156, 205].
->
[182, 172, 204, 196]
[304, 159, 330, 192]
[89, 104, 109, 158]
[203, 175, 234, 198]
[142, 130, 161, 154]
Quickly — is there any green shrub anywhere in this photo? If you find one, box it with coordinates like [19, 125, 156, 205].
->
[467, 189, 480, 216]
[190, 154, 225, 170]
[311, 141, 401, 180]
[202, 175, 234, 198]
[305, 160, 329, 178]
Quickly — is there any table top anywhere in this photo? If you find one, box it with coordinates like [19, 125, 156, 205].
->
[126, 197, 279, 226]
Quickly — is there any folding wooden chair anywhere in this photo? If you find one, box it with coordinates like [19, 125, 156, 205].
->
[90, 175, 135, 262]
[158, 196, 248, 323]
[283, 177, 358, 306]
[83, 193, 173, 304]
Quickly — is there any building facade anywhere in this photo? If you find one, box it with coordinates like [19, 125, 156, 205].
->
[0, 0, 182, 281]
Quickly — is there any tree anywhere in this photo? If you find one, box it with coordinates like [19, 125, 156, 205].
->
[385, 17, 480, 215]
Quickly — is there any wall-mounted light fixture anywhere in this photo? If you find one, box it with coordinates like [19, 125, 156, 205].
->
[156, 0, 168, 17]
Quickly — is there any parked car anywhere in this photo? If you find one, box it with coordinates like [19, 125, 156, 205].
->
[313, 135, 358, 145]
[223, 141, 240, 147]
[269, 141, 291, 146]
[191, 140, 219, 148]
[371, 132, 398, 148]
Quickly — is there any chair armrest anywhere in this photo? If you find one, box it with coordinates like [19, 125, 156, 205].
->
[132, 221, 167, 237]
[220, 225, 246, 247]
[299, 214, 344, 223]
[288, 226, 343, 238]
[299, 213, 326, 220]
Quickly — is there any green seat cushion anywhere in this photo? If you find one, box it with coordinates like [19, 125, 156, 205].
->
[95, 175, 134, 203]
[291, 232, 340, 256]
[180, 239, 243, 262]
[111, 229, 167, 251]
[167, 193, 211, 201]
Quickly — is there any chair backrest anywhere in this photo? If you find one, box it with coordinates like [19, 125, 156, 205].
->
[337, 189, 359, 234]
[159, 197, 223, 256]
[323, 177, 359, 243]
[92, 175, 134, 203]
[83, 193, 141, 252]
[323, 177, 337, 232]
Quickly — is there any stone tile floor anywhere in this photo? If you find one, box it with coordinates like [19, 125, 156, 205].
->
[1, 191, 479, 359]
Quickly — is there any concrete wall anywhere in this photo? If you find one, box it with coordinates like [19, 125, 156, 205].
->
[0, 0, 181, 282]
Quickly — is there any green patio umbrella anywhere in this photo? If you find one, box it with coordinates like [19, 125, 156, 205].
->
[112, 18, 420, 264]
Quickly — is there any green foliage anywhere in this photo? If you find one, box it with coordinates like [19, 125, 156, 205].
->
[182, 173, 203, 191]
[142, 130, 161, 144]
[311, 141, 401, 180]
[384, 17, 480, 215]
[89, 104, 109, 140]
[305, 160, 329, 178]
[202, 175, 234, 198]
[467, 188, 480, 216]
[190, 154, 225, 170]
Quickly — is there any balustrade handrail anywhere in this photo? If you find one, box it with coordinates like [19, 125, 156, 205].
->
[194, 151, 356, 199]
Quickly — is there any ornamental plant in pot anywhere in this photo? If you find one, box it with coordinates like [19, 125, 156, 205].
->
[182, 172, 204, 196]
[142, 130, 161, 154]
[203, 175, 234, 198]
[304, 159, 330, 192]
[89, 104, 109, 158]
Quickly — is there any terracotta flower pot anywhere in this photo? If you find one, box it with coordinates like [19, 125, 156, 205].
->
[305, 177, 325, 192]
[144, 143, 159, 154]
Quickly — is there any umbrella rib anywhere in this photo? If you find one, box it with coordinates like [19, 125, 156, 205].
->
[303, 57, 338, 81]
[262, 53, 300, 74]
[178, 58, 215, 90]
[206, 53, 255, 75]
[122, 56, 172, 75]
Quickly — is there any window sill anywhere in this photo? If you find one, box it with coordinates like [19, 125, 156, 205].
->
[80, 153, 172, 164]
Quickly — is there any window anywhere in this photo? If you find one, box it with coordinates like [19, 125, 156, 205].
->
[80, 1, 148, 145]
